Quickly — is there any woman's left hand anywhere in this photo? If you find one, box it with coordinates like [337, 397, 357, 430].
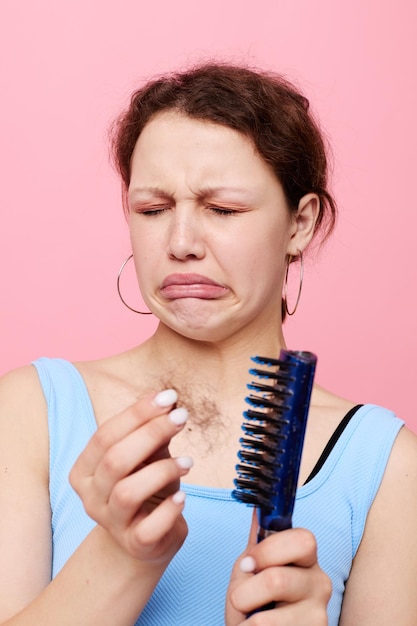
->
[225, 512, 331, 625]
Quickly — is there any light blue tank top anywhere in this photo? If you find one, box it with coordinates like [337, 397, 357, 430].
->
[33, 357, 404, 625]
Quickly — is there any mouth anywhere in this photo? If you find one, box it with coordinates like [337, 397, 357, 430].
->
[160, 273, 229, 299]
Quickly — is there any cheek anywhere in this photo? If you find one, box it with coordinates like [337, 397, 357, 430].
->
[222, 243, 285, 303]
[129, 239, 160, 291]
[230, 231, 286, 279]
[130, 223, 161, 260]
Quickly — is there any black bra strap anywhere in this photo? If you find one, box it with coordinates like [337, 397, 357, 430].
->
[303, 404, 363, 485]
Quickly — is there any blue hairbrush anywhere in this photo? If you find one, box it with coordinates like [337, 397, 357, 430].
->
[232, 349, 317, 611]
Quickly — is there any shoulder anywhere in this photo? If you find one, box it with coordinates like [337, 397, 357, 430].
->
[302, 384, 356, 482]
[310, 384, 358, 436]
[0, 364, 47, 421]
[0, 363, 49, 477]
[74, 350, 149, 424]
[310, 385, 403, 452]
[379, 424, 417, 491]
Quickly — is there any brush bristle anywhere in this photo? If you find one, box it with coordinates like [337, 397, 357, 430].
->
[232, 350, 317, 531]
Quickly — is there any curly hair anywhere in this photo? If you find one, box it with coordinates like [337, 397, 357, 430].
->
[110, 62, 337, 245]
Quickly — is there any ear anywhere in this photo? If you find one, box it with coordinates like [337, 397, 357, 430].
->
[286, 193, 320, 257]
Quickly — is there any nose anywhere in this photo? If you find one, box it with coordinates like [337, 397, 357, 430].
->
[167, 206, 205, 261]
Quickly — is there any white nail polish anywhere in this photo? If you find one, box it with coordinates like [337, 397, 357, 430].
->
[172, 490, 186, 504]
[154, 389, 178, 407]
[240, 556, 256, 573]
[176, 456, 194, 469]
[169, 407, 188, 425]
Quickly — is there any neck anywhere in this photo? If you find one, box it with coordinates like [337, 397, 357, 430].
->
[149, 320, 286, 382]
[136, 322, 287, 487]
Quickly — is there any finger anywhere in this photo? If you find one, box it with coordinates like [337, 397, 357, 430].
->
[71, 389, 178, 479]
[107, 456, 193, 527]
[92, 407, 189, 498]
[246, 600, 329, 626]
[231, 560, 331, 618]
[132, 491, 185, 551]
[232, 565, 318, 613]
[249, 527, 318, 571]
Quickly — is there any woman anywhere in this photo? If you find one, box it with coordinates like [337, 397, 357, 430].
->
[1, 63, 416, 625]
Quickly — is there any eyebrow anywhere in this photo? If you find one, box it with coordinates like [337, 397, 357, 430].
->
[128, 185, 255, 201]
[128, 186, 172, 200]
[198, 186, 253, 199]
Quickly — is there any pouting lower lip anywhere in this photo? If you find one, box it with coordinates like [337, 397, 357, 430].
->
[160, 282, 228, 299]
[161, 273, 224, 288]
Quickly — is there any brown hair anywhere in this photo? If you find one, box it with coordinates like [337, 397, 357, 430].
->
[110, 62, 337, 245]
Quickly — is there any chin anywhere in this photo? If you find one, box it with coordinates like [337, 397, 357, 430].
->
[157, 299, 260, 344]
[173, 322, 229, 343]
[161, 312, 237, 344]
[164, 301, 224, 330]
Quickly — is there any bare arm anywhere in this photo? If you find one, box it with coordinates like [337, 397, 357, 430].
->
[339, 426, 417, 625]
[0, 367, 190, 625]
[0, 367, 52, 619]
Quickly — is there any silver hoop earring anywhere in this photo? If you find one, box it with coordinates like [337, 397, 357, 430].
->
[117, 254, 152, 315]
[283, 251, 304, 316]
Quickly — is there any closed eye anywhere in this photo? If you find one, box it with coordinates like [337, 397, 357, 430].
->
[208, 206, 239, 216]
[134, 205, 170, 216]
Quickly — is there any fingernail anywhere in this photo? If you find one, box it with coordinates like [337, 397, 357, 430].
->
[154, 389, 178, 407]
[172, 490, 186, 504]
[240, 556, 256, 573]
[169, 407, 188, 425]
[175, 456, 194, 470]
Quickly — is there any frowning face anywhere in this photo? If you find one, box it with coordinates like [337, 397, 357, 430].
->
[127, 111, 301, 343]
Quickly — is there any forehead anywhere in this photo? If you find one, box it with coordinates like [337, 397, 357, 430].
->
[129, 111, 279, 188]
[134, 110, 256, 155]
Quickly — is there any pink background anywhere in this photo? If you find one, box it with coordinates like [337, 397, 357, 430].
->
[1, 1, 416, 430]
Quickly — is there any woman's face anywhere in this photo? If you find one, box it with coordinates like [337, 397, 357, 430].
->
[127, 111, 300, 342]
